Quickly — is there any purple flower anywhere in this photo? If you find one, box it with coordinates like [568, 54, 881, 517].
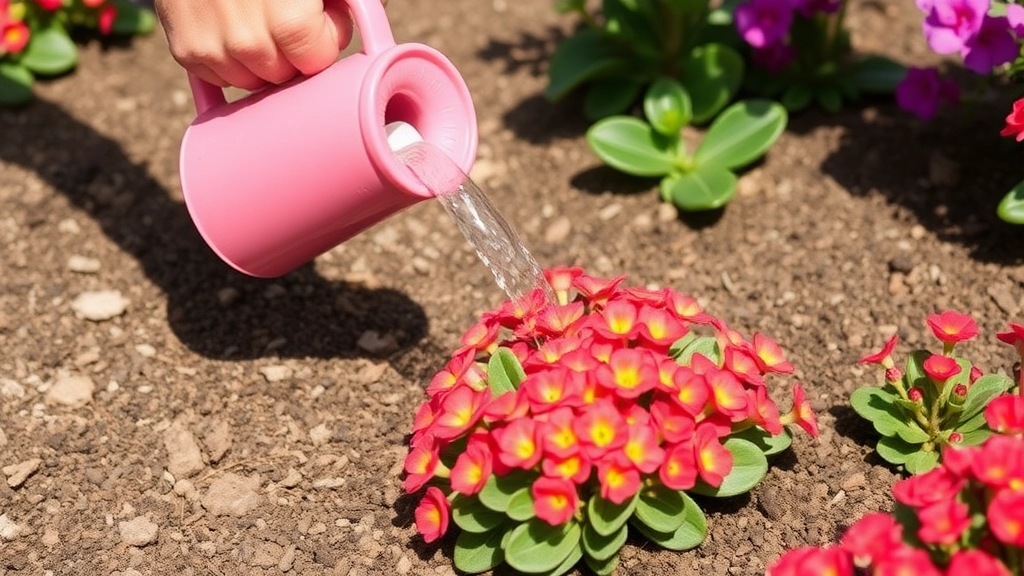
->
[896, 67, 959, 121]
[962, 15, 1018, 73]
[1005, 3, 1024, 37]
[790, 0, 842, 18]
[921, 0, 988, 54]
[752, 41, 797, 73]
[735, 0, 794, 49]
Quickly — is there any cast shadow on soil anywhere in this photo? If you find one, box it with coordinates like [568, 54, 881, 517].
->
[792, 99, 1024, 266]
[828, 404, 896, 468]
[0, 98, 428, 361]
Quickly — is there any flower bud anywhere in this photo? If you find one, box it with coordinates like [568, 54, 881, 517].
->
[884, 366, 903, 383]
[948, 383, 968, 407]
[948, 431, 963, 444]
[969, 366, 982, 384]
[908, 387, 924, 402]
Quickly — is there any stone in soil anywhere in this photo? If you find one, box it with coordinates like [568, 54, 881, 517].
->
[70, 290, 129, 321]
[118, 515, 159, 547]
[45, 374, 95, 407]
[163, 423, 205, 479]
[200, 419, 232, 463]
[3, 458, 41, 489]
[201, 472, 262, 517]
[0, 514, 20, 540]
[259, 365, 293, 382]
[356, 330, 399, 355]
[66, 255, 101, 273]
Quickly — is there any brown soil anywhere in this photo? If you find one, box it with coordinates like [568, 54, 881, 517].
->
[2, 1, 1024, 575]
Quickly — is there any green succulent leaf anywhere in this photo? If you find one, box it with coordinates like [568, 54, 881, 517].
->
[730, 425, 793, 456]
[504, 519, 582, 574]
[905, 450, 941, 474]
[452, 494, 508, 533]
[584, 552, 620, 576]
[110, 0, 157, 35]
[644, 77, 693, 136]
[454, 529, 506, 574]
[0, 62, 34, 107]
[21, 24, 77, 76]
[692, 437, 768, 497]
[628, 492, 707, 551]
[581, 522, 627, 562]
[694, 99, 787, 170]
[671, 335, 722, 366]
[781, 84, 813, 112]
[584, 77, 644, 121]
[546, 28, 628, 101]
[538, 542, 583, 576]
[587, 491, 639, 536]
[479, 470, 536, 513]
[875, 434, 918, 466]
[587, 116, 678, 177]
[679, 43, 745, 124]
[506, 488, 536, 522]
[998, 178, 1024, 224]
[958, 375, 1014, 424]
[635, 484, 686, 533]
[816, 86, 843, 113]
[661, 165, 738, 211]
[959, 428, 993, 446]
[850, 386, 913, 438]
[488, 347, 526, 396]
[849, 56, 907, 94]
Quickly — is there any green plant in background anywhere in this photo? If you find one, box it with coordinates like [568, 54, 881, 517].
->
[0, 0, 155, 107]
[586, 77, 786, 211]
[734, 0, 905, 113]
[853, 311, 1017, 475]
[548, 0, 745, 122]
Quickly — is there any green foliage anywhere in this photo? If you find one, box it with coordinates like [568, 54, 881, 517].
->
[997, 177, 1024, 225]
[852, 349, 1014, 475]
[488, 347, 527, 396]
[586, 78, 786, 212]
[690, 437, 768, 497]
[20, 23, 77, 76]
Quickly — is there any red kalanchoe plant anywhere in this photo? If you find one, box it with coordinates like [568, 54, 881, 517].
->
[404, 268, 816, 576]
[1001, 98, 1024, 143]
[852, 312, 1016, 474]
[767, 395, 1024, 576]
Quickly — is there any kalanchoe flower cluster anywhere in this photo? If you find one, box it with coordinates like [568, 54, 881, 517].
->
[404, 268, 816, 575]
[853, 311, 1016, 474]
[768, 393, 1024, 576]
[735, 0, 843, 72]
[1, 0, 117, 57]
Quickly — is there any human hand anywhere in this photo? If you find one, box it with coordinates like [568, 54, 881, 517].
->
[154, 0, 385, 91]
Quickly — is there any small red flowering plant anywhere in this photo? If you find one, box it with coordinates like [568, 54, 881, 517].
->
[0, 0, 154, 107]
[403, 268, 818, 575]
[853, 311, 1018, 474]
[767, 390, 1024, 576]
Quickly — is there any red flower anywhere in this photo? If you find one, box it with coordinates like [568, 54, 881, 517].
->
[535, 301, 585, 336]
[873, 547, 942, 576]
[972, 434, 1024, 491]
[403, 435, 440, 493]
[574, 399, 628, 459]
[636, 305, 688, 349]
[724, 346, 766, 387]
[596, 454, 641, 504]
[494, 418, 543, 470]
[693, 424, 732, 487]
[926, 310, 979, 344]
[946, 550, 1012, 576]
[649, 399, 696, 444]
[667, 293, 712, 323]
[432, 385, 489, 440]
[921, 353, 961, 383]
[786, 383, 819, 437]
[592, 299, 640, 340]
[916, 499, 971, 545]
[704, 366, 748, 419]
[892, 466, 965, 508]
[745, 386, 783, 435]
[767, 546, 853, 576]
[532, 476, 579, 526]
[450, 440, 492, 496]
[659, 440, 698, 490]
[752, 333, 794, 374]
[669, 366, 710, 416]
[1001, 98, 1024, 142]
[595, 348, 658, 398]
[840, 512, 902, 566]
[541, 406, 581, 459]
[544, 266, 583, 305]
[622, 421, 665, 474]
[414, 487, 450, 544]
[34, 0, 62, 10]
[541, 452, 591, 485]
[996, 322, 1024, 357]
[988, 489, 1024, 547]
[523, 367, 582, 413]
[859, 334, 899, 367]
[1, 21, 29, 54]
[985, 394, 1024, 435]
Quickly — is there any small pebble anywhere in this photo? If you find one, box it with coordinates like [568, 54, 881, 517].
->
[0, 514, 21, 540]
[3, 458, 41, 488]
[163, 424, 205, 479]
[45, 374, 95, 407]
[118, 516, 159, 547]
[657, 203, 677, 222]
[67, 255, 101, 274]
[309, 423, 332, 447]
[543, 216, 572, 244]
[279, 545, 297, 572]
[201, 473, 262, 517]
[71, 290, 128, 321]
[217, 287, 240, 307]
[357, 331, 399, 355]
[134, 344, 157, 358]
[279, 468, 302, 489]
[260, 365, 293, 382]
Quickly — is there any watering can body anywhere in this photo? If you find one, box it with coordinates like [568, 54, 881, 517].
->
[179, 0, 478, 277]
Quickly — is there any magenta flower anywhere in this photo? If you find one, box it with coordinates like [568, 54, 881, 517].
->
[791, 0, 842, 18]
[896, 67, 959, 121]
[1008, 3, 1024, 36]
[735, 0, 794, 49]
[921, 0, 988, 54]
[752, 41, 797, 73]
[962, 16, 1019, 73]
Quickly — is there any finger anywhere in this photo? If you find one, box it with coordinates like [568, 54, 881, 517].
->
[239, 45, 301, 85]
[189, 63, 229, 88]
[207, 54, 269, 92]
[269, 2, 350, 76]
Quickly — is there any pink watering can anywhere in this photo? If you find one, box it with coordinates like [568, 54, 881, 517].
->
[179, 0, 478, 278]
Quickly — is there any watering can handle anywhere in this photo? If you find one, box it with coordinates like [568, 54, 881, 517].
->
[186, 0, 397, 115]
